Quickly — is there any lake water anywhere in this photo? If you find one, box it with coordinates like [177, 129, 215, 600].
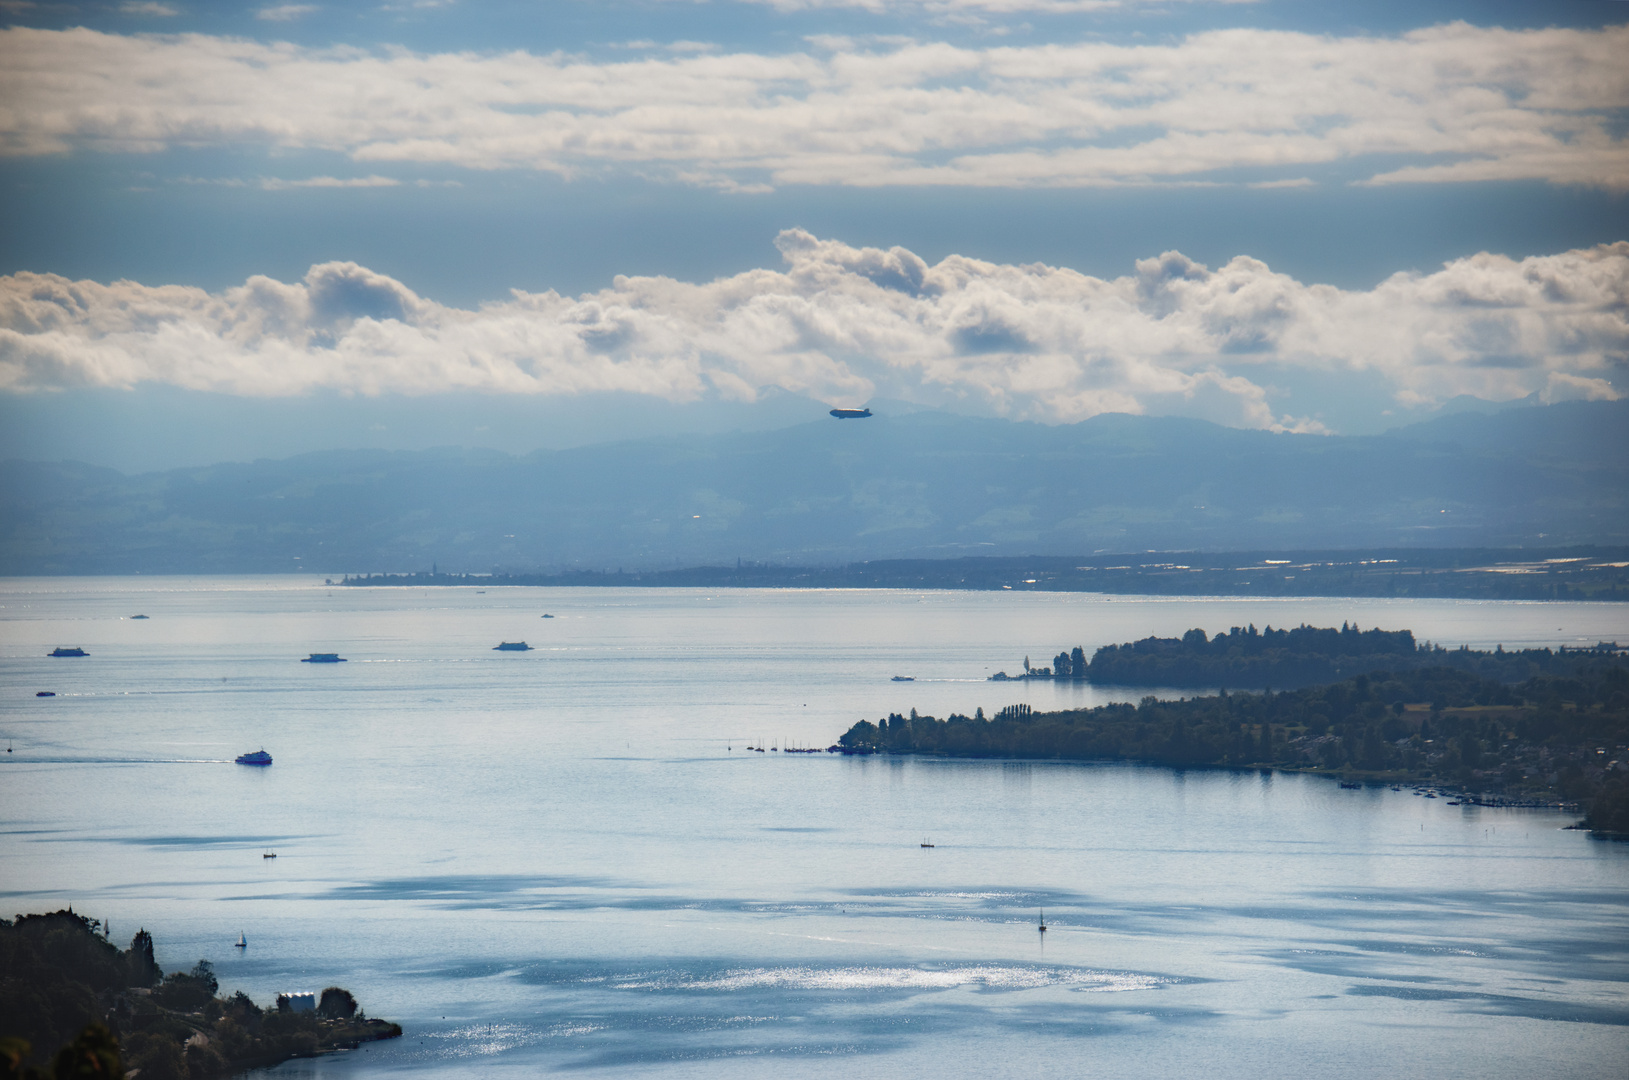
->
[3, 579, 1627, 1078]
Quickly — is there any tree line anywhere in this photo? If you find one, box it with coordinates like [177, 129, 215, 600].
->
[837, 659, 1629, 834]
[1033, 622, 1625, 689]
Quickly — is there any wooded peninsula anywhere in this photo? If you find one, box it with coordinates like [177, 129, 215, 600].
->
[1030, 622, 1624, 689]
[837, 628, 1629, 836]
[0, 911, 399, 1080]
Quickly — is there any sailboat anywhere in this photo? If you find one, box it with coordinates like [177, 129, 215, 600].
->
[234, 933, 247, 949]
[1038, 909, 1047, 934]
[920, 838, 934, 848]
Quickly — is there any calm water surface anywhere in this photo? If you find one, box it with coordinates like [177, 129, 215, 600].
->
[2, 580, 1626, 1078]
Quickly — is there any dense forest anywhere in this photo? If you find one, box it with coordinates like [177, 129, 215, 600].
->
[0, 911, 398, 1079]
[837, 661, 1629, 835]
[1030, 622, 1628, 689]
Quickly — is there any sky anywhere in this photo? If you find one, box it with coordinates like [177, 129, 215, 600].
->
[1, 0, 1626, 470]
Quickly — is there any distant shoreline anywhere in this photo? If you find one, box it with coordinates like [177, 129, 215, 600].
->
[334, 548, 1629, 602]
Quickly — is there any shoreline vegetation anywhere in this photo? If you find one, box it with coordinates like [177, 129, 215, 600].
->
[334, 548, 1629, 601]
[1014, 622, 1626, 690]
[834, 629, 1629, 837]
[0, 912, 400, 1080]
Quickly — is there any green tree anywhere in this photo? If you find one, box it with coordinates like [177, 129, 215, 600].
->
[154, 962, 216, 1012]
[50, 1024, 123, 1080]
[120, 1034, 181, 1080]
[1583, 781, 1629, 834]
[125, 932, 160, 988]
[317, 988, 357, 1021]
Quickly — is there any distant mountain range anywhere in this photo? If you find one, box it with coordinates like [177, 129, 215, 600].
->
[2, 400, 1624, 575]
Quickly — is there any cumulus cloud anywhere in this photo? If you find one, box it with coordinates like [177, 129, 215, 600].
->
[0, 23, 1623, 189]
[173, 174, 401, 189]
[1541, 372, 1621, 405]
[259, 174, 400, 189]
[255, 4, 318, 20]
[2, 234, 1624, 432]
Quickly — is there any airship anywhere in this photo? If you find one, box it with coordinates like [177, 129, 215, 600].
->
[829, 407, 873, 419]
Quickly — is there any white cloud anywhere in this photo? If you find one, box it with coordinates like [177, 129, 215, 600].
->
[118, 1, 179, 15]
[1540, 372, 1621, 405]
[256, 4, 318, 21]
[2, 234, 1623, 433]
[173, 173, 402, 188]
[259, 174, 400, 188]
[0, 23, 1623, 190]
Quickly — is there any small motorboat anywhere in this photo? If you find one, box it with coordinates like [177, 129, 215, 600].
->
[131, 614, 149, 620]
[49, 647, 88, 657]
[541, 614, 554, 619]
[36, 691, 55, 697]
[235, 750, 273, 766]
[891, 675, 915, 682]
[494, 641, 533, 651]
[301, 653, 346, 663]
[235, 933, 247, 948]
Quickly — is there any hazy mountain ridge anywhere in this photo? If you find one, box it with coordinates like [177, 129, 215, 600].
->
[2, 401, 1624, 575]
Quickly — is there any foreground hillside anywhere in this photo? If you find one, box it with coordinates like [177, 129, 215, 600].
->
[0, 912, 398, 1079]
[2, 400, 1624, 574]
